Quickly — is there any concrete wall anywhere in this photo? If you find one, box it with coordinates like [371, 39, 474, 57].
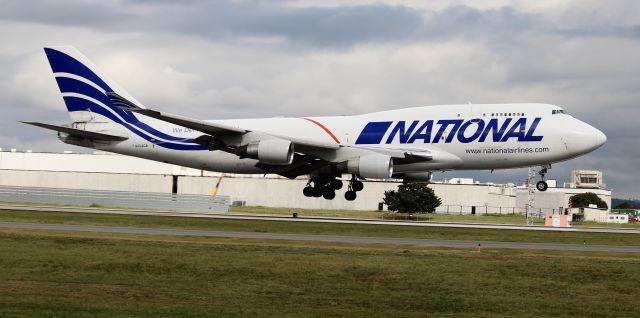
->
[4, 151, 618, 212]
[181, 176, 516, 211]
[580, 208, 608, 222]
[0, 169, 517, 211]
[0, 170, 173, 193]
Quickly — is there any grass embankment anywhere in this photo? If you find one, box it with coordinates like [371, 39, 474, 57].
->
[5, 202, 639, 228]
[233, 206, 640, 228]
[0, 229, 638, 317]
[0, 209, 639, 246]
[232, 206, 545, 224]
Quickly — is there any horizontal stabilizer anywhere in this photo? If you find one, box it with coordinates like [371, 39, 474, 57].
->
[21, 121, 128, 141]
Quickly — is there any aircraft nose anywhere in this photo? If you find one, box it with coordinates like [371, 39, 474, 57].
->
[565, 120, 606, 155]
[594, 127, 607, 148]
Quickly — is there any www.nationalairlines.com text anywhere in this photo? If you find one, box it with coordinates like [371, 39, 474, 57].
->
[465, 147, 550, 154]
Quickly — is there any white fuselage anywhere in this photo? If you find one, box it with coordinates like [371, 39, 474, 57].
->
[87, 103, 606, 176]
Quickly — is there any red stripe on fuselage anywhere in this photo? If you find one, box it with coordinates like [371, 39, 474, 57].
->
[302, 117, 341, 144]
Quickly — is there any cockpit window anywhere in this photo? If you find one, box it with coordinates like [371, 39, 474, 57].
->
[552, 109, 567, 115]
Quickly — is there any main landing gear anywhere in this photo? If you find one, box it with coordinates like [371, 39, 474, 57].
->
[344, 175, 363, 201]
[302, 174, 364, 201]
[536, 165, 551, 192]
[303, 176, 343, 200]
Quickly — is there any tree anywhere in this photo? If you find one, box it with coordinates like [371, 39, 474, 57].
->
[615, 202, 632, 209]
[383, 182, 442, 213]
[570, 192, 608, 209]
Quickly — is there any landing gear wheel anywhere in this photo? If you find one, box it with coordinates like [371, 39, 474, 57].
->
[323, 189, 336, 200]
[330, 179, 343, 190]
[536, 181, 548, 192]
[344, 190, 357, 201]
[352, 180, 364, 192]
[303, 187, 314, 197]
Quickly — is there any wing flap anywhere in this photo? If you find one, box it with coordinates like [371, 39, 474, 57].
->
[349, 145, 433, 163]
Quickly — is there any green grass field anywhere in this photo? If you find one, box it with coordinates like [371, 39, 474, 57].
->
[231, 206, 640, 228]
[0, 209, 639, 247]
[4, 202, 639, 228]
[1, 228, 638, 317]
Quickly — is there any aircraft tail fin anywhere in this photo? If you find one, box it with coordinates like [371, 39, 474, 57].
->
[43, 46, 146, 124]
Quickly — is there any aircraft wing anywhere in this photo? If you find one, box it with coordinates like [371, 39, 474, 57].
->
[108, 92, 340, 150]
[106, 92, 433, 179]
[131, 108, 248, 135]
[127, 109, 340, 150]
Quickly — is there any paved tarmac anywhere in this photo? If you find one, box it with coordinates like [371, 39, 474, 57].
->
[1, 221, 639, 252]
[1, 204, 639, 234]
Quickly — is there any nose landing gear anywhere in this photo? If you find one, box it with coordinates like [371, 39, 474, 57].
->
[536, 165, 550, 192]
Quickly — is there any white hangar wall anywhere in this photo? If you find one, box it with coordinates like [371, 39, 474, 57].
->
[0, 150, 520, 211]
[0, 169, 173, 193]
[179, 176, 517, 211]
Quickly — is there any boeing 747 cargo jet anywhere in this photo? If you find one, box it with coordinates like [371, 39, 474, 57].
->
[24, 47, 606, 200]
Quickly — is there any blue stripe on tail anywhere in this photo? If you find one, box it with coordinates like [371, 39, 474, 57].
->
[45, 48, 111, 92]
[45, 47, 207, 151]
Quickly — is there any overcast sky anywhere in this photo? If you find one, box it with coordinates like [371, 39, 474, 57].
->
[0, 0, 638, 198]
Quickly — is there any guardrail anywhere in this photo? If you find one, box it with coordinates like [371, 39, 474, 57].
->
[0, 185, 229, 213]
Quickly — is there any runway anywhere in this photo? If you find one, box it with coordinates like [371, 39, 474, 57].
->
[1, 221, 639, 252]
[1, 204, 639, 234]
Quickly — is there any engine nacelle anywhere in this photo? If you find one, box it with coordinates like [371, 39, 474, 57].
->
[393, 172, 432, 183]
[236, 139, 294, 165]
[342, 154, 393, 179]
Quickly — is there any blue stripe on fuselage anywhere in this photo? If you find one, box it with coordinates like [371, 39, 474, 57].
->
[354, 121, 392, 144]
[355, 118, 543, 144]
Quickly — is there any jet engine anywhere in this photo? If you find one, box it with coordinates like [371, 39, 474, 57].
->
[393, 172, 432, 183]
[236, 139, 294, 165]
[340, 154, 393, 179]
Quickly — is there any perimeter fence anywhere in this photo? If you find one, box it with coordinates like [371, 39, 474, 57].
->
[434, 205, 558, 218]
[0, 185, 230, 213]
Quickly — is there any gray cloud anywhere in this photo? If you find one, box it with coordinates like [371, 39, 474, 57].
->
[0, 0, 639, 198]
[0, 0, 133, 28]
[2, 0, 638, 48]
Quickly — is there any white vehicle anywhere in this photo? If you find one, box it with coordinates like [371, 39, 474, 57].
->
[25, 46, 606, 201]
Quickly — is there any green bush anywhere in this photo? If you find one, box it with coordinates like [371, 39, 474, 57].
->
[383, 182, 442, 213]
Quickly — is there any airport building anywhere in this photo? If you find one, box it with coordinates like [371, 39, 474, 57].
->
[0, 150, 611, 213]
